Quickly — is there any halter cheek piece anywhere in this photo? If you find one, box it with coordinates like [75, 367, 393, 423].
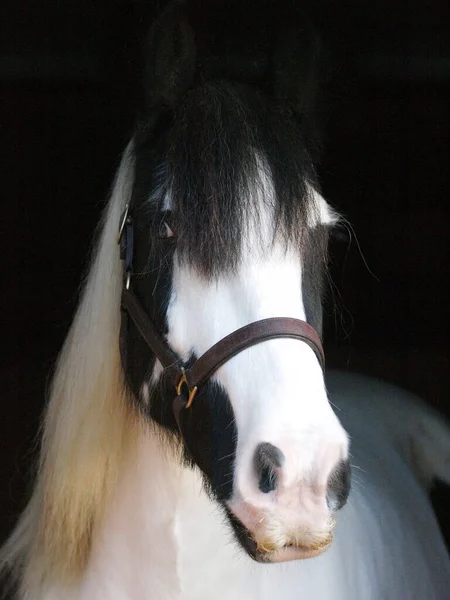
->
[118, 203, 325, 432]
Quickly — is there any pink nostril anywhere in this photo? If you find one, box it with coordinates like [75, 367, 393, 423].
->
[254, 442, 285, 493]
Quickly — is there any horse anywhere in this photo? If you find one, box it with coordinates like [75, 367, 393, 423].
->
[2, 2, 450, 599]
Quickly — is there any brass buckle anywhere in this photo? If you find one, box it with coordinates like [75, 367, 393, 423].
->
[176, 368, 198, 409]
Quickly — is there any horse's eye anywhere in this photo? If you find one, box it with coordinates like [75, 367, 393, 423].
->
[330, 226, 349, 244]
[158, 213, 175, 239]
[159, 221, 174, 238]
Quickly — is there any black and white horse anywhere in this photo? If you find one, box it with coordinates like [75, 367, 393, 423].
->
[1, 2, 450, 599]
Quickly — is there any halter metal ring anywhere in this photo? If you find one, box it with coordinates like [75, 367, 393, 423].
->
[176, 368, 198, 409]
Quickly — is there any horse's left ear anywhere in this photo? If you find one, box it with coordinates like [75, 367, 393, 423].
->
[143, 1, 196, 113]
[273, 17, 322, 122]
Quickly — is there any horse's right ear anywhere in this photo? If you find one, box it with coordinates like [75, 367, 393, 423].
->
[143, 1, 196, 113]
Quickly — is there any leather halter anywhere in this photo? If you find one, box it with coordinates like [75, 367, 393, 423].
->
[118, 203, 325, 426]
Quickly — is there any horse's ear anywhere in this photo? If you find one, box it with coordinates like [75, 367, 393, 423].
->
[273, 18, 322, 121]
[143, 1, 196, 113]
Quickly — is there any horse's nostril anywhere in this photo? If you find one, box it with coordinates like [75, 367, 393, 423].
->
[326, 458, 351, 511]
[254, 442, 285, 493]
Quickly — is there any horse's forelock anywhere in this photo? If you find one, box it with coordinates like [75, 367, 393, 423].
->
[164, 82, 316, 277]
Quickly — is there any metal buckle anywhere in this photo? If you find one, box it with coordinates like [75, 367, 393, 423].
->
[176, 368, 198, 409]
[117, 204, 130, 245]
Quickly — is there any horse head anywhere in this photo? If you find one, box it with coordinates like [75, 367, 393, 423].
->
[121, 1, 350, 562]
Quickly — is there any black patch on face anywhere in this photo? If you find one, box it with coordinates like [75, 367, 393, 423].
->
[301, 224, 330, 335]
[223, 505, 259, 560]
[146, 371, 238, 502]
[222, 505, 271, 563]
[175, 380, 238, 502]
[326, 458, 351, 511]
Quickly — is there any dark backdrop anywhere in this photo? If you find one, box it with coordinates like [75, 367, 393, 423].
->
[1, 0, 449, 551]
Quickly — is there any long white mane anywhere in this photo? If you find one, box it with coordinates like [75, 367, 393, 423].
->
[0, 143, 140, 598]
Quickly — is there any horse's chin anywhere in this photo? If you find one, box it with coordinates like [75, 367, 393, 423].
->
[222, 505, 332, 563]
[265, 541, 332, 563]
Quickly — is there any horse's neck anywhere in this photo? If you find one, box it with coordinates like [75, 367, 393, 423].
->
[72, 430, 357, 600]
[77, 430, 250, 600]
[41, 404, 450, 600]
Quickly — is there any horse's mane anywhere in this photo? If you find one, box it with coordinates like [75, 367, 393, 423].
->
[0, 144, 141, 597]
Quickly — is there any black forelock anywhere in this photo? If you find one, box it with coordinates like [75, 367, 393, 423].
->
[157, 81, 317, 277]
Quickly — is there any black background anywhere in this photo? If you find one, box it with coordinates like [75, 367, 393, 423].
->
[1, 0, 449, 553]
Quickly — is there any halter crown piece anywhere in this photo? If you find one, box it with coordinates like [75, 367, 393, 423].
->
[117, 202, 325, 430]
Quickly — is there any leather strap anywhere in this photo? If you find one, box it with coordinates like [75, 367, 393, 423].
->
[121, 288, 180, 382]
[121, 288, 325, 399]
[184, 317, 324, 390]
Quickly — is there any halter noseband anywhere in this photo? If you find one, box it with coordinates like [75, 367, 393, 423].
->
[118, 203, 325, 429]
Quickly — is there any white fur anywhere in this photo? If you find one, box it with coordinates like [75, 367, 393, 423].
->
[42, 373, 450, 600]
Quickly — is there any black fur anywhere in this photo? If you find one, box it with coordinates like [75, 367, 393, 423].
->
[167, 81, 316, 277]
[178, 381, 237, 501]
[149, 373, 238, 502]
[302, 224, 330, 335]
